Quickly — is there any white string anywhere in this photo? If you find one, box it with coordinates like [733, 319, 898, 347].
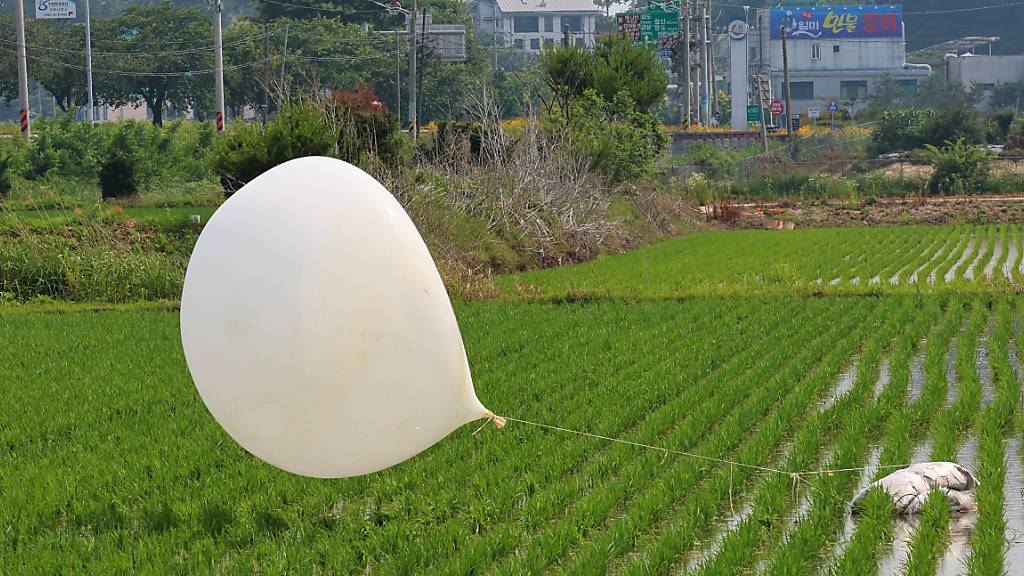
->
[491, 415, 913, 481]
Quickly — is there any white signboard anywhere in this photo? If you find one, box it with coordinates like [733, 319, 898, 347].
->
[808, 106, 821, 119]
[36, 0, 77, 19]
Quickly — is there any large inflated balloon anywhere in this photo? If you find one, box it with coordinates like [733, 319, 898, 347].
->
[180, 156, 495, 478]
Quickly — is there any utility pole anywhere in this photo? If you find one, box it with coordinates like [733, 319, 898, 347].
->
[701, 2, 710, 128]
[707, 0, 717, 121]
[409, 0, 418, 140]
[756, 76, 769, 154]
[493, 17, 498, 70]
[681, 0, 690, 126]
[213, 0, 225, 132]
[396, 25, 402, 124]
[280, 24, 289, 88]
[781, 24, 793, 141]
[563, 23, 570, 47]
[84, 0, 95, 124]
[262, 25, 269, 122]
[15, 0, 30, 138]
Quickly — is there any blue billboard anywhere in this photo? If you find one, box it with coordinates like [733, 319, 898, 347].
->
[770, 6, 903, 39]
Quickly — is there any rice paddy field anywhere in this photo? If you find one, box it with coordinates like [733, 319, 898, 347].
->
[3, 225, 1024, 575]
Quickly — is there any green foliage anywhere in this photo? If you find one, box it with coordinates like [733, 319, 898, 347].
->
[210, 101, 404, 192]
[23, 116, 215, 192]
[95, 1, 213, 126]
[540, 44, 592, 119]
[872, 108, 935, 154]
[920, 104, 985, 147]
[679, 144, 738, 179]
[560, 90, 667, 181]
[589, 35, 668, 113]
[988, 107, 1015, 142]
[923, 138, 991, 195]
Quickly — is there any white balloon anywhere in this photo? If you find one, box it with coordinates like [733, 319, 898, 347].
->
[180, 156, 493, 478]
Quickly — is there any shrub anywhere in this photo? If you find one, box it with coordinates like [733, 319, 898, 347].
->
[989, 107, 1015, 142]
[871, 108, 934, 155]
[560, 89, 667, 182]
[920, 104, 985, 148]
[922, 138, 991, 195]
[210, 99, 404, 194]
[679, 144, 738, 179]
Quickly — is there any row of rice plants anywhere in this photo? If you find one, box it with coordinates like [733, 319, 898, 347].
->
[318, 299, 769, 571]
[503, 227, 1022, 299]
[830, 298, 987, 575]
[478, 299, 875, 575]
[550, 299, 907, 576]
[705, 298, 942, 576]
[0, 301, 767, 571]
[616, 297, 919, 576]
[965, 299, 1019, 575]
[761, 298, 963, 575]
[371, 299, 783, 572]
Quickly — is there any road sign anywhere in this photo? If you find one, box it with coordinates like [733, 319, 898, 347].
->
[36, 0, 76, 18]
[617, 10, 680, 45]
[770, 99, 783, 115]
[808, 106, 820, 119]
[659, 50, 672, 60]
[791, 114, 801, 132]
[828, 100, 839, 112]
[746, 105, 761, 123]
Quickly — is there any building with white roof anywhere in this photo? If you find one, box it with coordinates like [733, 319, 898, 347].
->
[470, 0, 602, 52]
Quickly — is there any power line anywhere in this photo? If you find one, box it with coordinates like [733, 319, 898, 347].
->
[0, 31, 279, 57]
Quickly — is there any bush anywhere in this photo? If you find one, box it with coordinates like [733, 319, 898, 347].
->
[210, 99, 405, 194]
[920, 104, 985, 148]
[679, 144, 738, 179]
[560, 89, 667, 182]
[989, 107, 1015, 143]
[871, 108, 934, 154]
[923, 139, 991, 195]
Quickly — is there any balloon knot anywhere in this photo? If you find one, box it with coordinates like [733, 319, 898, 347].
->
[474, 411, 506, 435]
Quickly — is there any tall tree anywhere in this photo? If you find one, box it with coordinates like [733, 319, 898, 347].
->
[25, 20, 90, 112]
[95, 1, 213, 126]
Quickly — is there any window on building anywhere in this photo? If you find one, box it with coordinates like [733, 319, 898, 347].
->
[898, 79, 918, 97]
[514, 38, 524, 49]
[562, 15, 583, 32]
[832, 44, 840, 53]
[513, 16, 539, 33]
[811, 44, 821, 60]
[544, 38, 555, 47]
[840, 80, 868, 100]
[544, 16, 553, 32]
[530, 38, 540, 50]
[790, 81, 814, 100]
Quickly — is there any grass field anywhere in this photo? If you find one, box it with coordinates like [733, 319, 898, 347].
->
[3, 225, 1024, 574]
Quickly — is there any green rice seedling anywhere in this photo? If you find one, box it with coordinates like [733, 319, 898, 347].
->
[901, 486, 952, 576]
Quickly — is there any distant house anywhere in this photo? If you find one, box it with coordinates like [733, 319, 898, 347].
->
[470, 0, 601, 52]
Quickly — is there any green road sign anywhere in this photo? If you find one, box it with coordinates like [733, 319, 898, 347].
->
[617, 10, 680, 44]
[746, 105, 761, 123]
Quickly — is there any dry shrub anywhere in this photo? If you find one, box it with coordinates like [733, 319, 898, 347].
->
[375, 87, 616, 267]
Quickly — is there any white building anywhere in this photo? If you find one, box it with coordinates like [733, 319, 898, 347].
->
[470, 0, 601, 52]
[945, 53, 1024, 110]
[748, 6, 930, 115]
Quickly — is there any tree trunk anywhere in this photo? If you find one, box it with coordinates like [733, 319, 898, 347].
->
[152, 96, 164, 126]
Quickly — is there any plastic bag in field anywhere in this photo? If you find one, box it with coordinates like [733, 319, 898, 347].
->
[850, 461, 979, 514]
[180, 156, 499, 478]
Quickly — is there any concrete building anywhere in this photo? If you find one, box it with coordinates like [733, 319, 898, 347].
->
[945, 53, 1024, 110]
[470, 0, 601, 52]
[747, 5, 930, 115]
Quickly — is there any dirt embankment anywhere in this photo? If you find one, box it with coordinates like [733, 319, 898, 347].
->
[727, 195, 1024, 229]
